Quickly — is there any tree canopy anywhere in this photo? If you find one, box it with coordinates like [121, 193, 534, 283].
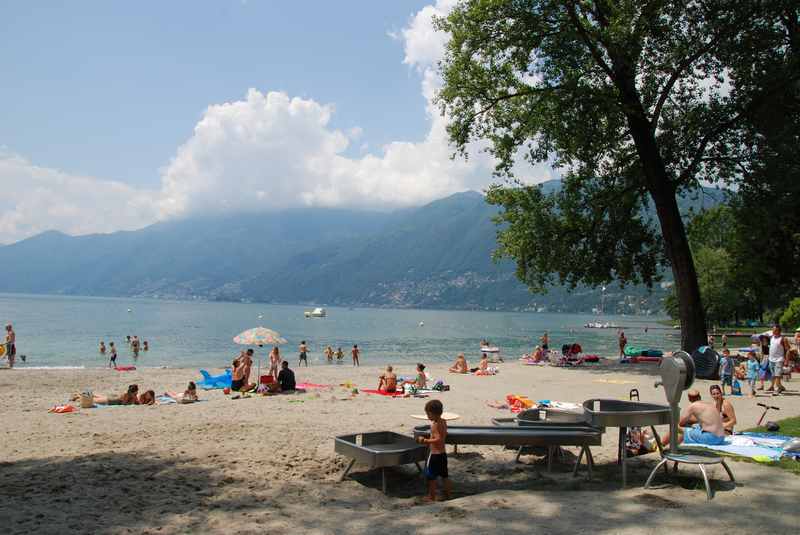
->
[436, 0, 799, 350]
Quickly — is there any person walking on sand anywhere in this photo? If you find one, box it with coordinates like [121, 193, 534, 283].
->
[298, 340, 309, 367]
[352, 344, 360, 366]
[618, 330, 627, 358]
[5, 324, 16, 368]
[768, 325, 791, 394]
[109, 342, 118, 368]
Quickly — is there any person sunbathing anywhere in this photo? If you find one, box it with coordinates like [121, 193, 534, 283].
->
[138, 389, 156, 405]
[531, 346, 544, 362]
[74, 384, 140, 405]
[164, 381, 199, 403]
[231, 354, 255, 392]
[474, 354, 492, 375]
[403, 363, 428, 389]
[449, 353, 468, 374]
[378, 365, 398, 393]
[710, 384, 737, 434]
[659, 389, 725, 447]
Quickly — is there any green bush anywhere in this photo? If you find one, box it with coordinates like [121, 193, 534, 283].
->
[779, 297, 800, 330]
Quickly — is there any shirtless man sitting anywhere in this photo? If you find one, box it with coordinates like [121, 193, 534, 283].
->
[448, 353, 468, 374]
[378, 365, 398, 393]
[660, 389, 726, 447]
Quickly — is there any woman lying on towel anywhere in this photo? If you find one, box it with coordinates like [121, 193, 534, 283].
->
[163, 382, 199, 404]
[72, 384, 140, 405]
[449, 353, 468, 374]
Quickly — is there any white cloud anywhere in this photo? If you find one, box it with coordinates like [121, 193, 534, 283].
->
[2, 1, 555, 244]
[0, 149, 159, 244]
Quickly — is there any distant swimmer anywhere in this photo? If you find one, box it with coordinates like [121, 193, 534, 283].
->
[99, 340, 106, 355]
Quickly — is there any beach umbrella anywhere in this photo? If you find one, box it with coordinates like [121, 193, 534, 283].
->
[233, 327, 287, 346]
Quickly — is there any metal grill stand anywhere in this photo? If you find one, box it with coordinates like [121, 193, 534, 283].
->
[644, 351, 735, 499]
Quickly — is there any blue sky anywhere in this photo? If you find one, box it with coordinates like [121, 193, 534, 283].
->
[0, 1, 553, 244]
[2, 1, 430, 187]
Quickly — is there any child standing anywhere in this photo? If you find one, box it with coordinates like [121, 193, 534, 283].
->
[746, 353, 759, 398]
[719, 349, 733, 395]
[109, 342, 117, 368]
[416, 399, 451, 502]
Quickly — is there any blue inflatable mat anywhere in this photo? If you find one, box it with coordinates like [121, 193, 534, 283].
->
[198, 369, 232, 390]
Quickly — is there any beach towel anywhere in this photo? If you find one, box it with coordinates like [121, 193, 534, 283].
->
[362, 389, 405, 397]
[49, 404, 77, 413]
[114, 366, 137, 371]
[157, 395, 177, 404]
[683, 433, 793, 460]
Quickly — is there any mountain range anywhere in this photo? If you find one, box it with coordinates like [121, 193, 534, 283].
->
[0, 181, 725, 312]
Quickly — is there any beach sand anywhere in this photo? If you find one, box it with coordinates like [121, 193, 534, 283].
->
[1, 360, 798, 534]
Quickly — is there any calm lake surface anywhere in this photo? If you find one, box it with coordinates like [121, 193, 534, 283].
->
[0, 293, 679, 369]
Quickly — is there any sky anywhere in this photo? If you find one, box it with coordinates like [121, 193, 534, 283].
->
[0, 1, 555, 245]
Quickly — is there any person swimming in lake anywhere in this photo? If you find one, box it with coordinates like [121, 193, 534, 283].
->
[378, 365, 398, 393]
[448, 353, 468, 374]
[99, 341, 106, 355]
[335, 347, 344, 363]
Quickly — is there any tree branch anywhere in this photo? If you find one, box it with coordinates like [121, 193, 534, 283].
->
[565, 2, 615, 81]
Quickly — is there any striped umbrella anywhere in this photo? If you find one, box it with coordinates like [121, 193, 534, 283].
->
[233, 327, 287, 346]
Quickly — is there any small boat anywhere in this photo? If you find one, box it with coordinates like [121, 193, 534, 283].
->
[304, 307, 327, 318]
[584, 322, 619, 329]
[419, 321, 425, 327]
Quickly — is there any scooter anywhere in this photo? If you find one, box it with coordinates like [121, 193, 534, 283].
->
[756, 403, 780, 426]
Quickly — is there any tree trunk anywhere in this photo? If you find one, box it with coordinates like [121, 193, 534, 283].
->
[611, 72, 708, 351]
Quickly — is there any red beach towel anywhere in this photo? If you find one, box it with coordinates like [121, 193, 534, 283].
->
[362, 389, 405, 397]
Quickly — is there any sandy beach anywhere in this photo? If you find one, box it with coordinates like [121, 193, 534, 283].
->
[1, 360, 799, 534]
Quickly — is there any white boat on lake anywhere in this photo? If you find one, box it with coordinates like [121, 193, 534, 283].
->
[304, 307, 327, 318]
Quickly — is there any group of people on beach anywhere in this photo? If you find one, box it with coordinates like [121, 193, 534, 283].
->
[100, 335, 149, 367]
[658, 384, 737, 447]
[293, 342, 361, 366]
[74, 381, 198, 406]
[376, 363, 428, 393]
[716, 325, 798, 397]
[230, 347, 296, 393]
[448, 353, 494, 375]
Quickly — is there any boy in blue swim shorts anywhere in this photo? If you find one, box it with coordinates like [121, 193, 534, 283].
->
[416, 399, 451, 502]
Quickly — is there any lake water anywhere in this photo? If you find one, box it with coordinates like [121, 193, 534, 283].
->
[0, 293, 680, 369]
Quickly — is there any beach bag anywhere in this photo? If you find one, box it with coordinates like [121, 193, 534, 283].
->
[79, 391, 95, 409]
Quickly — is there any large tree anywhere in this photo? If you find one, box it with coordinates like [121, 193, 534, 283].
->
[436, 0, 798, 350]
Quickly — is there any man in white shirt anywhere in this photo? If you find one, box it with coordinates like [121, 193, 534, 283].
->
[768, 325, 791, 394]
